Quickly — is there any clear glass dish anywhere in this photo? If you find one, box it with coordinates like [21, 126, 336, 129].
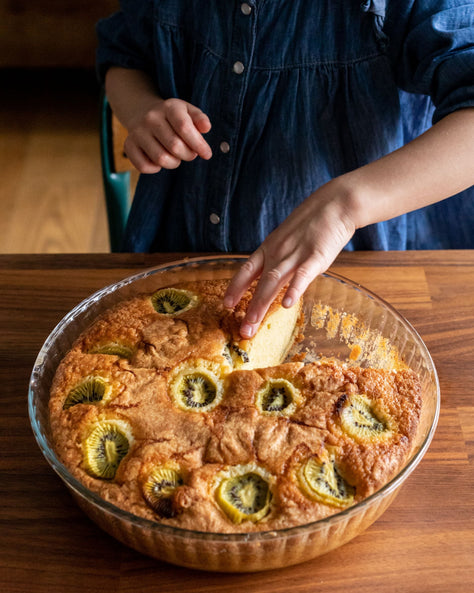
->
[28, 255, 440, 572]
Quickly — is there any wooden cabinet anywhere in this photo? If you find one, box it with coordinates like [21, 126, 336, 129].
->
[0, 0, 119, 67]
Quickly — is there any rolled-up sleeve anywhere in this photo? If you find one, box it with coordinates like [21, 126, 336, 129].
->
[96, 1, 154, 85]
[385, 0, 474, 123]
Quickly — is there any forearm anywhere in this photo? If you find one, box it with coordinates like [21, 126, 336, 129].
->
[105, 67, 163, 130]
[225, 107, 474, 337]
[339, 107, 474, 229]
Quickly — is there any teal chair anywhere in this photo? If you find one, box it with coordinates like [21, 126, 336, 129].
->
[99, 92, 132, 252]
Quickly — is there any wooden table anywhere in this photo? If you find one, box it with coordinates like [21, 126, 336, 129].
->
[1, 251, 473, 593]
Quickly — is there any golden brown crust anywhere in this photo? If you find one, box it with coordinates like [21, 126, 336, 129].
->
[49, 280, 422, 534]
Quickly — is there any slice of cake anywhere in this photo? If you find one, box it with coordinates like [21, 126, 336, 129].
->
[219, 281, 303, 370]
[130, 279, 303, 372]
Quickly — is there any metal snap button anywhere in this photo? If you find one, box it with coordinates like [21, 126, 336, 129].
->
[233, 61, 245, 75]
[219, 141, 230, 154]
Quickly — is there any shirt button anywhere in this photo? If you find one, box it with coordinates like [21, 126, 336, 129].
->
[220, 141, 230, 153]
[241, 3, 252, 15]
[233, 61, 245, 74]
[210, 213, 220, 224]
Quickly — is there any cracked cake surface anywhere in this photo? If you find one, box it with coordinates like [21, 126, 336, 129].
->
[49, 279, 421, 533]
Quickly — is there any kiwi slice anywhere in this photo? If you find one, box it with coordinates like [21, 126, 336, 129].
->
[175, 373, 218, 410]
[151, 287, 197, 315]
[63, 376, 111, 410]
[142, 466, 184, 517]
[298, 455, 355, 508]
[83, 421, 132, 479]
[231, 343, 250, 364]
[339, 394, 392, 441]
[255, 378, 300, 416]
[169, 361, 224, 412]
[222, 343, 250, 368]
[89, 343, 133, 359]
[222, 345, 233, 366]
[215, 467, 272, 524]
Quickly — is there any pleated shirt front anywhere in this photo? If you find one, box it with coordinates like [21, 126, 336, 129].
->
[97, 0, 474, 252]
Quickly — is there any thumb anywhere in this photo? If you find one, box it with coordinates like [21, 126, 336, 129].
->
[188, 104, 212, 134]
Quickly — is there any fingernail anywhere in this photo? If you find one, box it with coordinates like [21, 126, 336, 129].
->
[241, 323, 255, 338]
[223, 296, 234, 308]
[246, 312, 258, 324]
[282, 296, 293, 308]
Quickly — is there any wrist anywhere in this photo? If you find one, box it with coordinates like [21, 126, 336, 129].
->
[329, 165, 395, 231]
[105, 67, 164, 131]
[322, 174, 366, 234]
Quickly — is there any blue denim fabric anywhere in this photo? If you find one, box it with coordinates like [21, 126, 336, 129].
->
[96, 0, 474, 252]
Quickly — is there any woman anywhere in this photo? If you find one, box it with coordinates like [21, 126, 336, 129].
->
[97, 0, 474, 336]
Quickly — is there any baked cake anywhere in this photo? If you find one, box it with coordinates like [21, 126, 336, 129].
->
[49, 279, 422, 534]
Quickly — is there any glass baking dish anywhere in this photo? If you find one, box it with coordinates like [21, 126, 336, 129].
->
[28, 255, 439, 572]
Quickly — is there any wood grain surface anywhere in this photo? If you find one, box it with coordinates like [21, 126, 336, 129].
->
[1, 251, 473, 593]
[0, 70, 109, 254]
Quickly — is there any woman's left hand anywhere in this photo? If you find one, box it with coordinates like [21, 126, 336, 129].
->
[223, 178, 357, 338]
[224, 108, 474, 338]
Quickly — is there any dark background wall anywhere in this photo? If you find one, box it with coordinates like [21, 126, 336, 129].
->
[0, 0, 119, 68]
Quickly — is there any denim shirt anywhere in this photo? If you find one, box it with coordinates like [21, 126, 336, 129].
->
[96, 0, 474, 252]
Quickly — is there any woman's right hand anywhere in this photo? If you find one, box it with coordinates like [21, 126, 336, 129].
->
[123, 97, 213, 174]
[105, 68, 213, 173]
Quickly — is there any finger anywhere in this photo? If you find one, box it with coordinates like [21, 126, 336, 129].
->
[194, 116, 212, 135]
[188, 105, 212, 134]
[167, 107, 212, 160]
[240, 257, 298, 339]
[123, 139, 162, 174]
[281, 260, 322, 308]
[134, 134, 182, 170]
[223, 251, 265, 309]
[153, 120, 199, 161]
